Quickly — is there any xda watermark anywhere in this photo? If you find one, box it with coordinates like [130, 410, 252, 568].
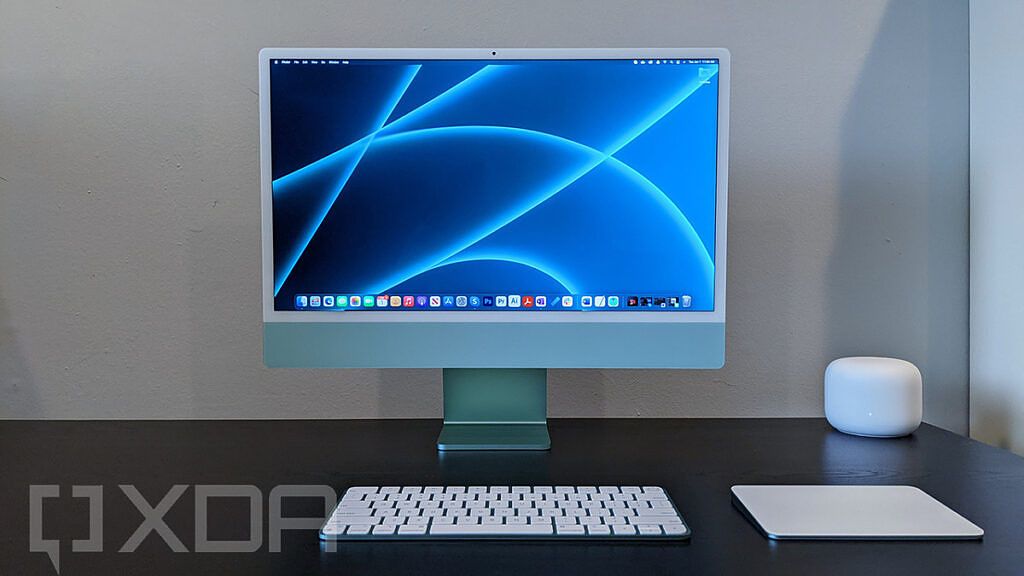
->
[30, 484, 338, 574]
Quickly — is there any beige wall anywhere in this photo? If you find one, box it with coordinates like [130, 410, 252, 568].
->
[0, 1, 969, 431]
[969, 0, 1024, 453]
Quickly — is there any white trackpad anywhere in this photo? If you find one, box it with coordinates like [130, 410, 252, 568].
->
[732, 485, 983, 540]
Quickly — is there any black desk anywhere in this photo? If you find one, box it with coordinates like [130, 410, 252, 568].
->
[3, 419, 1023, 575]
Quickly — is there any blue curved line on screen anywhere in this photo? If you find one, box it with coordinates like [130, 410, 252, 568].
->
[274, 65, 421, 296]
[272, 65, 499, 188]
[380, 66, 499, 133]
[602, 69, 717, 155]
[603, 157, 714, 278]
[364, 124, 712, 294]
[369, 124, 709, 267]
[423, 255, 579, 294]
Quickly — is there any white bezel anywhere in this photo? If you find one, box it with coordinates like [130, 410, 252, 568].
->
[259, 48, 729, 324]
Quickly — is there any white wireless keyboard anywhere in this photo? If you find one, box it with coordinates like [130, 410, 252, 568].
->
[320, 485, 690, 540]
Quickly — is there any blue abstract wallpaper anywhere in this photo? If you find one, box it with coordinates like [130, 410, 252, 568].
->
[269, 59, 720, 311]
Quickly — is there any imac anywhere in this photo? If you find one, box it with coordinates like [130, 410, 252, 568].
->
[259, 48, 729, 450]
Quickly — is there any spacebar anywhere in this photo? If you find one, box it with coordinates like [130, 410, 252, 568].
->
[429, 524, 554, 536]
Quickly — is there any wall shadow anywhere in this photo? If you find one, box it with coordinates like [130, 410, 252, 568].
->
[0, 285, 42, 418]
[829, 0, 969, 433]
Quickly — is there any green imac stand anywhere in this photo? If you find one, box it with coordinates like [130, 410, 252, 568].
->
[437, 368, 549, 451]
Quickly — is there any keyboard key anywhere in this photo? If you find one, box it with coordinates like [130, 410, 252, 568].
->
[348, 487, 378, 495]
[346, 524, 372, 535]
[331, 515, 376, 525]
[612, 525, 637, 536]
[634, 515, 680, 525]
[398, 525, 428, 535]
[663, 524, 688, 536]
[372, 525, 396, 535]
[430, 523, 553, 536]
[556, 524, 586, 535]
[637, 524, 663, 535]
[587, 525, 611, 536]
